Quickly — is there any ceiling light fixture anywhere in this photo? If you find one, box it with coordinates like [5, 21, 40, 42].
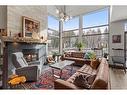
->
[56, 6, 72, 22]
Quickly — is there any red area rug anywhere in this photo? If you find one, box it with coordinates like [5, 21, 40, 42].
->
[21, 66, 80, 89]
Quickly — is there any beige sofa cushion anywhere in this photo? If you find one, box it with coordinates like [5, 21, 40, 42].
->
[73, 74, 91, 89]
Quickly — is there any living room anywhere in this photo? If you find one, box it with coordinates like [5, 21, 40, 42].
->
[0, 4, 127, 90]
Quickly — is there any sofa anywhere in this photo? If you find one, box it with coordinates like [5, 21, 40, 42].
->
[61, 51, 91, 66]
[54, 58, 109, 89]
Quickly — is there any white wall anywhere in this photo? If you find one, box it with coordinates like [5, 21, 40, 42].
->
[108, 6, 127, 64]
[7, 6, 48, 39]
[111, 6, 127, 22]
[109, 6, 127, 57]
[0, 6, 7, 29]
[109, 20, 126, 56]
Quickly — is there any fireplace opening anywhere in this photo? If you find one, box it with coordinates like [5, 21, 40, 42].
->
[22, 49, 39, 62]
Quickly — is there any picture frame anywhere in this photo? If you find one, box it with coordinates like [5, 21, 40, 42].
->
[112, 35, 121, 43]
[22, 16, 40, 38]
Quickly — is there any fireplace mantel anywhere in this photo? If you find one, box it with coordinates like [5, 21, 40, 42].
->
[0, 36, 47, 44]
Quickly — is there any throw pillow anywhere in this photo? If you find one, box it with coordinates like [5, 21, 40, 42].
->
[90, 59, 100, 69]
[73, 74, 90, 89]
[84, 51, 96, 59]
[86, 74, 96, 85]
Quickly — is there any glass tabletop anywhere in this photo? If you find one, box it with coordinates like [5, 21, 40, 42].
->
[49, 60, 75, 70]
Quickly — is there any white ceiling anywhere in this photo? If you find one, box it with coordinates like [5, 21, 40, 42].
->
[48, 5, 127, 22]
[47, 5, 108, 19]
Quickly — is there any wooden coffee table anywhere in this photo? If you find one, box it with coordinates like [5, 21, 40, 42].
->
[49, 60, 75, 79]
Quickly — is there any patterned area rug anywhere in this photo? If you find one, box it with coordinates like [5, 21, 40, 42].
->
[21, 65, 80, 89]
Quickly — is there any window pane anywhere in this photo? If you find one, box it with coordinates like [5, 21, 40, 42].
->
[48, 15, 59, 31]
[48, 29, 59, 36]
[48, 15, 59, 54]
[62, 37, 78, 51]
[83, 26, 108, 35]
[48, 29, 59, 54]
[62, 17, 79, 51]
[83, 8, 109, 28]
[63, 17, 79, 31]
[82, 33, 108, 57]
[82, 8, 109, 57]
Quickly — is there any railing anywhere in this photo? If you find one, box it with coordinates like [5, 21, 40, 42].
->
[62, 24, 109, 51]
[48, 24, 109, 55]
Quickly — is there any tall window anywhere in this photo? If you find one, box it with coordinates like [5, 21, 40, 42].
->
[83, 8, 109, 28]
[48, 15, 59, 31]
[82, 8, 109, 57]
[63, 17, 79, 31]
[62, 17, 79, 51]
[48, 15, 59, 54]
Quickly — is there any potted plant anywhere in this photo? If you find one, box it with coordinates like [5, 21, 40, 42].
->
[75, 41, 84, 51]
[89, 52, 96, 60]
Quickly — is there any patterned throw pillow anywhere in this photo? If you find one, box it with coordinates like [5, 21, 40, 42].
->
[73, 73, 96, 89]
[86, 74, 96, 85]
[73, 74, 90, 89]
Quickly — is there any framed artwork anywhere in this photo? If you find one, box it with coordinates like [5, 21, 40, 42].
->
[22, 16, 40, 38]
[112, 35, 121, 43]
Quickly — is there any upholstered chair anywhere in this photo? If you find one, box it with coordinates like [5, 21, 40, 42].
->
[12, 52, 39, 81]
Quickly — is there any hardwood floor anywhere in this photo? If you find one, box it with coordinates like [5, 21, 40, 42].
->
[110, 67, 127, 89]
